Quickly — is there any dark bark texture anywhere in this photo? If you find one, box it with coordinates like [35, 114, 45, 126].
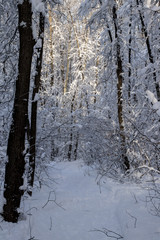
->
[28, 13, 45, 195]
[137, 0, 160, 101]
[3, 0, 34, 222]
[113, 4, 130, 171]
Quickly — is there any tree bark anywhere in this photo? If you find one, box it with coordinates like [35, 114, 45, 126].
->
[28, 12, 45, 196]
[48, 4, 54, 86]
[113, 4, 130, 171]
[137, 0, 160, 101]
[128, 4, 132, 102]
[3, 0, 34, 222]
[64, 27, 71, 94]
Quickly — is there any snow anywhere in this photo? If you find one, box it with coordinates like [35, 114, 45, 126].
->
[0, 161, 160, 240]
[153, 101, 160, 116]
[33, 93, 39, 102]
[146, 90, 160, 116]
[151, 6, 160, 11]
[20, 21, 27, 28]
[35, 38, 42, 49]
[146, 90, 158, 105]
[30, 0, 45, 14]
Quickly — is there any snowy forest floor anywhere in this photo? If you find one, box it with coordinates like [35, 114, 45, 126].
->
[0, 160, 160, 240]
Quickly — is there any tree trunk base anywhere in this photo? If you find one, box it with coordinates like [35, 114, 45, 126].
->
[2, 204, 19, 223]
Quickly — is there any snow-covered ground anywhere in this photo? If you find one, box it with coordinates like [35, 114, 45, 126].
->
[0, 160, 160, 240]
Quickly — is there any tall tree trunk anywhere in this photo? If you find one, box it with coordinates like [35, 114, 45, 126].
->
[113, 4, 130, 171]
[137, 0, 160, 101]
[128, 4, 132, 102]
[28, 12, 45, 196]
[68, 94, 75, 161]
[67, 10, 83, 161]
[3, 0, 34, 222]
[48, 4, 54, 86]
[64, 27, 71, 94]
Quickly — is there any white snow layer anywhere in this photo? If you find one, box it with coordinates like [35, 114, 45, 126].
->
[0, 161, 160, 240]
[146, 90, 160, 116]
[30, 0, 45, 13]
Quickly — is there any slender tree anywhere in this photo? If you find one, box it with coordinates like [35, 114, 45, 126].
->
[28, 12, 45, 196]
[137, 0, 160, 101]
[48, 4, 54, 86]
[128, 3, 132, 102]
[112, 3, 130, 170]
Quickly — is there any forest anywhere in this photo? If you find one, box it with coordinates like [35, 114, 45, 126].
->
[0, 0, 160, 238]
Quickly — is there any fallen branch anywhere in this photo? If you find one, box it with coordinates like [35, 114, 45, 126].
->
[126, 210, 137, 228]
[91, 228, 123, 239]
[42, 190, 66, 210]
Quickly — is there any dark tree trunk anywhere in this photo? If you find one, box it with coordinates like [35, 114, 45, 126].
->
[68, 95, 75, 161]
[28, 12, 45, 196]
[73, 133, 79, 161]
[3, 0, 34, 222]
[48, 5, 54, 86]
[68, 93, 79, 161]
[137, 0, 160, 101]
[128, 4, 132, 102]
[113, 4, 130, 171]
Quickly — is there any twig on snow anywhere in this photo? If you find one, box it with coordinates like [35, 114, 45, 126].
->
[28, 214, 39, 240]
[91, 228, 123, 239]
[49, 216, 53, 231]
[126, 210, 137, 228]
[42, 190, 66, 210]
